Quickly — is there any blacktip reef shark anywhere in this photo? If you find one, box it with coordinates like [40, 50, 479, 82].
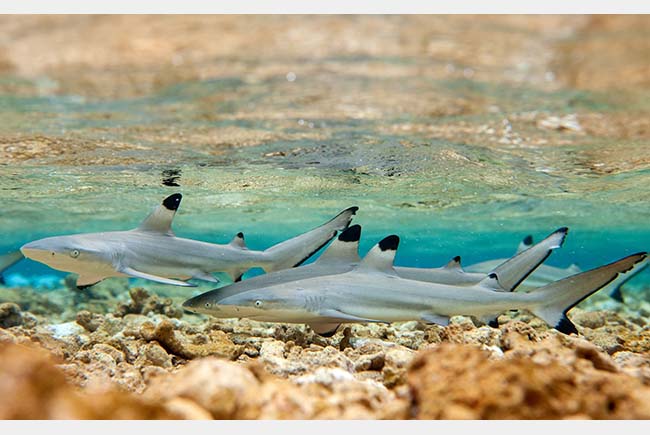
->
[20, 193, 358, 289]
[0, 251, 24, 285]
[466, 234, 649, 302]
[184, 225, 570, 334]
[186, 234, 646, 336]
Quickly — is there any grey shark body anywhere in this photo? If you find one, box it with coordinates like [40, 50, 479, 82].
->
[0, 251, 24, 285]
[21, 193, 357, 288]
[185, 234, 646, 336]
[184, 225, 569, 319]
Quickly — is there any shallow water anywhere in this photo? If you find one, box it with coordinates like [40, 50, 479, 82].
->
[2, 15, 650, 420]
[1, 15, 649, 294]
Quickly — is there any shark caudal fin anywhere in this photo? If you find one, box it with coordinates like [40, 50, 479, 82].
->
[261, 207, 358, 273]
[491, 227, 568, 292]
[606, 258, 648, 303]
[1, 251, 24, 284]
[527, 252, 647, 334]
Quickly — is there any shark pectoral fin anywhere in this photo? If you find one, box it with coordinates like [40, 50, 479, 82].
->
[318, 309, 384, 323]
[119, 266, 196, 287]
[76, 274, 105, 288]
[420, 313, 450, 326]
[192, 271, 220, 283]
[309, 323, 341, 337]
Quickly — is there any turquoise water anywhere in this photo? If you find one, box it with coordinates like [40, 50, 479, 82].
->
[1, 62, 649, 295]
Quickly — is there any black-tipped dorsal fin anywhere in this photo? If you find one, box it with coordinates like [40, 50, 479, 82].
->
[137, 193, 182, 235]
[229, 232, 247, 249]
[316, 224, 362, 265]
[443, 256, 463, 271]
[516, 235, 534, 254]
[356, 235, 399, 274]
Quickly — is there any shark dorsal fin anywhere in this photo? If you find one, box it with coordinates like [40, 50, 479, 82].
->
[516, 235, 534, 254]
[478, 272, 506, 291]
[137, 193, 182, 235]
[316, 225, 362, 265]
[356, 235, 399, 274]
[229, 232, 247, 249]
[443, 256, 463, 271]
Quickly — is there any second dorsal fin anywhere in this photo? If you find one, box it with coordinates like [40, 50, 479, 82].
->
[316, 225, 362, 265]
[443, 256, 463, 271]
[137, 193, 182, 235]
[229, 232, 247, 249]
[356, 235, 399, 274]
[516, 235, 534, 254]
[478, 272, 505, 291]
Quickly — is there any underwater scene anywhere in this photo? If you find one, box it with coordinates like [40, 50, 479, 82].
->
[1, 15, 650, 419]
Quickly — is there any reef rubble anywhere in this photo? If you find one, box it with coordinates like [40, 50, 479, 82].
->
[2, 283, 650, 419]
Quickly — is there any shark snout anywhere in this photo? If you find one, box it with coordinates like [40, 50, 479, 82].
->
[20, 240, 55, 261]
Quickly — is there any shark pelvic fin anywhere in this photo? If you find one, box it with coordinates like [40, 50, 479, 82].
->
[356, 235, 399, 274]
[137, 193, 182, 235]
[315, 224, 362, 265]
[120, 266, 196, 287]
[309, 323, 341, 337]
[229, 232, 247, 249]
[443, 256, 463, 271]
[420, 313, 450, 326]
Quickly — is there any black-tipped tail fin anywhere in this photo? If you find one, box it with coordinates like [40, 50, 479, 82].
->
[529, 252, 647, 334]
[262, 206, 358, 273]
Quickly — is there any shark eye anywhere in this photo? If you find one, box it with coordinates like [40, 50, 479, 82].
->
[254, 300, 263, 307]
[205, 303, 211, 308]
[70, 249, 80, 258]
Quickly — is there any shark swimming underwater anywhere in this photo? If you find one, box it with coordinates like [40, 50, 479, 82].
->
[20, 193, 358, 288]
[185, 234, 646, 336]
[0, 251, 24, 285]
[183, 224, 569, 324]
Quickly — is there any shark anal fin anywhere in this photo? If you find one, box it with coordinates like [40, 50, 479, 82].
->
[120, 266, 196, 287]
[309, 323, 341, 336]
[235, 274, 243, 282]
[420, 313, 450, 326]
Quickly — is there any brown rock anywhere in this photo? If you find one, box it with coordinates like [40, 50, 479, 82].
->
[0, 302, 23, 328]
[407, 343, 650, 419]
[0, 343, 176, 419]
[140, 319, 242, 360]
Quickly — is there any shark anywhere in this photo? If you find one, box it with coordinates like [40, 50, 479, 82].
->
[466, 234, 648, 302]
[20, 193, 358, 289]
[184, 224, 569, 322]
[0, 251, 24, 285]
[184, 234, 646, 336]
